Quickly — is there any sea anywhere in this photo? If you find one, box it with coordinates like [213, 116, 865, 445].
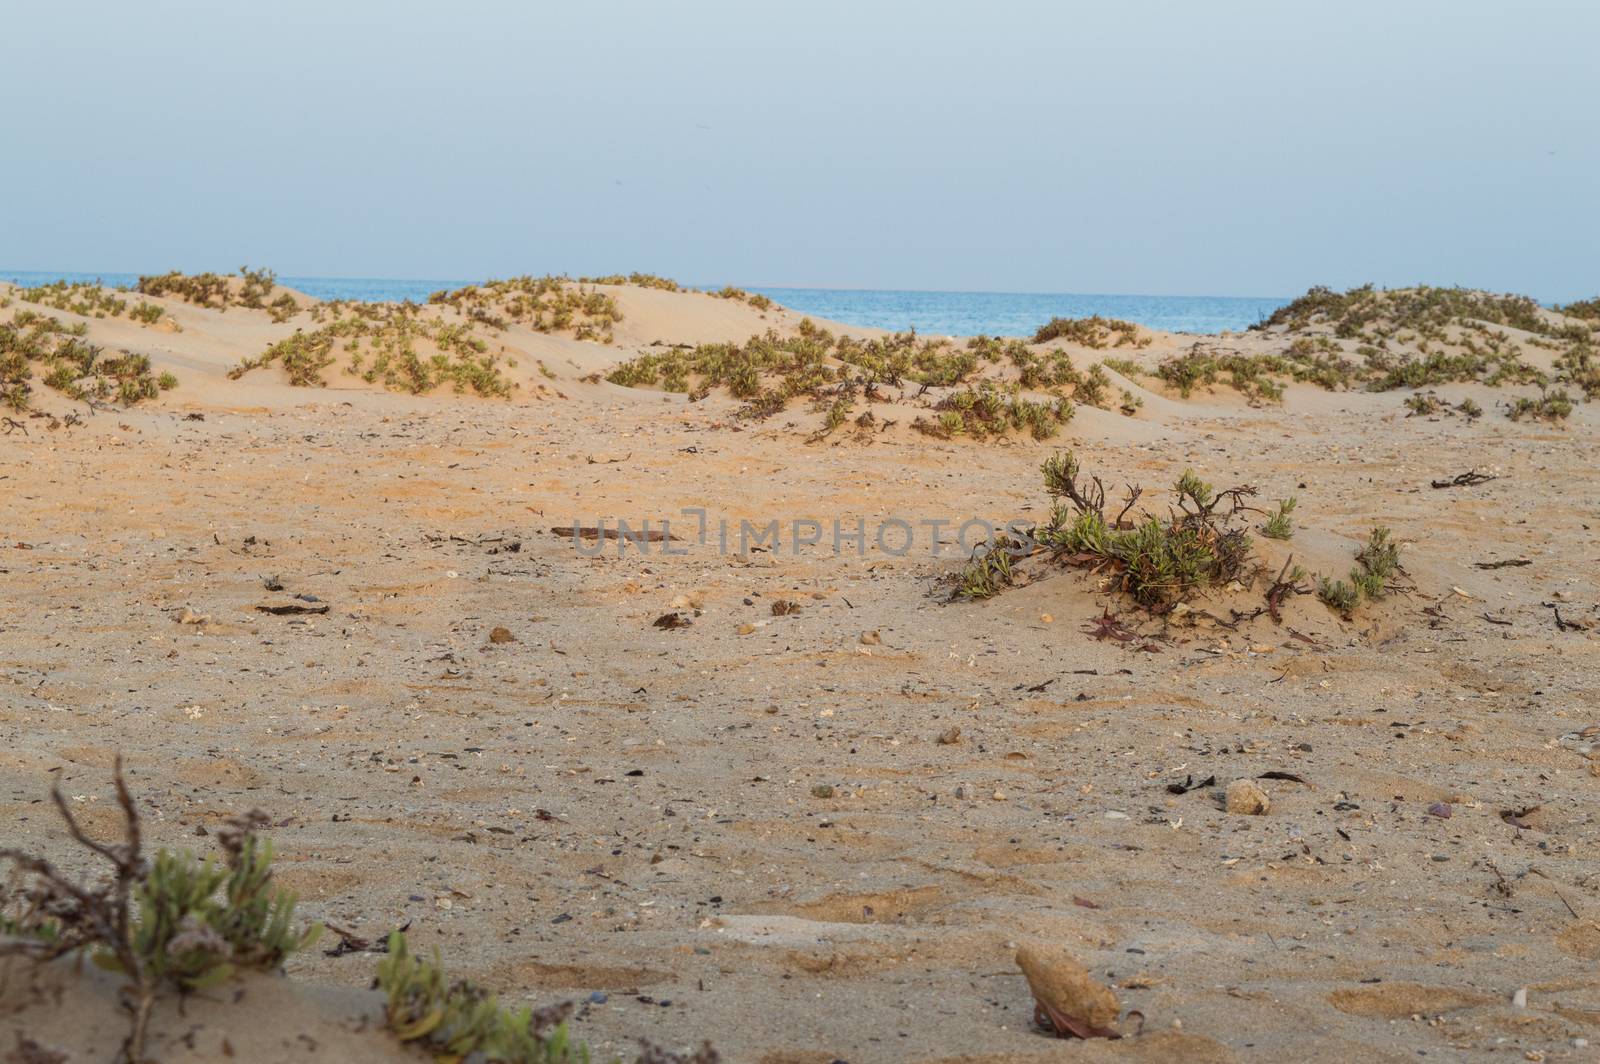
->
[0, 270, 1288, 337]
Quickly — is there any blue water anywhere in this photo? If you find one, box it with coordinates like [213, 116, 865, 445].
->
[0, 269, 1287, 336]
[742, 287, 1287, 337]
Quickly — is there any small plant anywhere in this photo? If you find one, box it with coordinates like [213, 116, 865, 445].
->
[1262, 497, 1296, 539]
[129, 301, 166, 325]
[0, 761, 320, 1063]
[1316, 576, 1361, 613]
[1317, 526, 1404, 614]
[953, 540, 1016, 600]
[1507, 387, 1574, 423]
[377, 932, 593, 1063]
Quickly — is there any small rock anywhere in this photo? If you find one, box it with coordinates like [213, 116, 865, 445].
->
[1225, 779, 1271, 815]
[1513, 987, 1528, 1009]
[177, 607, 208, 625]
[1015, 941, 1120, 1035]
[936, 726, 962, 745]
[489, 626, 515, 644]
[737, 623, 758, 636]
[859, 630, 881, 645]
[810, 784, 834, 799]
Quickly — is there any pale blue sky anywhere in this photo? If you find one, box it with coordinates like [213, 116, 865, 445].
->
[3, 0, 1596, 299]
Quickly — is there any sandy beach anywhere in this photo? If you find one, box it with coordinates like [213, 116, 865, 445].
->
[3, 275, 1599, 1062]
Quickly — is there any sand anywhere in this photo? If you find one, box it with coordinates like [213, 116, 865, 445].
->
[2, 279, 1598, 1062]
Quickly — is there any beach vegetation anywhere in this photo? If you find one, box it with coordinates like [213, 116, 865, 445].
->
[1507, 387, 1574, 423]
[231, 303, 511, 396]
[1262, 497, 1296, 539]
[0, 761, 320, 1062]
[0, 313, 168, 409]
[1032, 315, 1148, 348]
[428, 276, 622, 343]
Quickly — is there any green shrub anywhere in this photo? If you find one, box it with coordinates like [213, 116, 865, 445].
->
[1032, 315, 1147, 348]
[232, 306, 511, 396]
[0, 763, 319, 1062]
[1507, 387, 1574, 423]
[1262, 497, 1296, 539]
[429, 276, 621, 343]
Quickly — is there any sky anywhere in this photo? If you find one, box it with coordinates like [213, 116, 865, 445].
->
[2, 0, 1597, 300]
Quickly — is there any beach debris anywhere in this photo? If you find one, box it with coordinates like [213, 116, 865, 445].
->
[1081, 609, 1163, 652]
[1257, 770, 1309, 786]
[488, 626, 515, 644]
[653, 612, 692, 630]
[1225, 779, 1271, 815]
[810, 784, 834, 798]
[1428, 802, 1453, 818]
[1015, 942, 1121, 1040]
[770, 599, 801, 616]
[1501, 805, 1540, 830]
[1166, 774, 1216, 795]
[1475, 558, 1531, 570]
[859, 630, 881, 645]
[323, 919, 411, 957]
[176, 607, 209, 625]
[255, 602, 329, 616]
[935, 726, 962, 745]
[1431, 471, 1499, 489]
[261, 574, 285, 591]
[1543, 602, 1592, 632]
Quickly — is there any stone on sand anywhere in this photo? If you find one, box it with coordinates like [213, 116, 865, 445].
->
[1225, 778, 1270, 815]
[1014, 941, 1120, 1032]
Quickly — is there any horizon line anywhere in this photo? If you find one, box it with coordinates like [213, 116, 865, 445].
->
[0, 266, 1294, 303]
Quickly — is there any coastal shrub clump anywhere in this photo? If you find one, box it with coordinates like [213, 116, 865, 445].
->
[1553, 344, 1600, 398]
[954, 453, 1406, 628]
[378, 932, 594, 1063]
[1218, 284, 1600, 413]
[912, 382, 1072, 441]
[1, 311, 173, 410]
[0, 761, 320, 1062]
[18, 279, 129, 318]
[1507, 387, 1574, 423]
[607, 322, 1083, 442]
[429, 276, 621, 342]
[1254, 284, 1554, 340]
[135, 266, 299, 321]
[231, 303, 511, 396]
[1032, 315, 1148, 349]
[1317, 527, 1404, 614]
[712, 286, 775, 310]
[579, 272, 682, 292]
[952, 451, 1261, 611]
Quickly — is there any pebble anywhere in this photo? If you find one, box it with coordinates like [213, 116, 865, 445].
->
[1225, 779, 1271, 815]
